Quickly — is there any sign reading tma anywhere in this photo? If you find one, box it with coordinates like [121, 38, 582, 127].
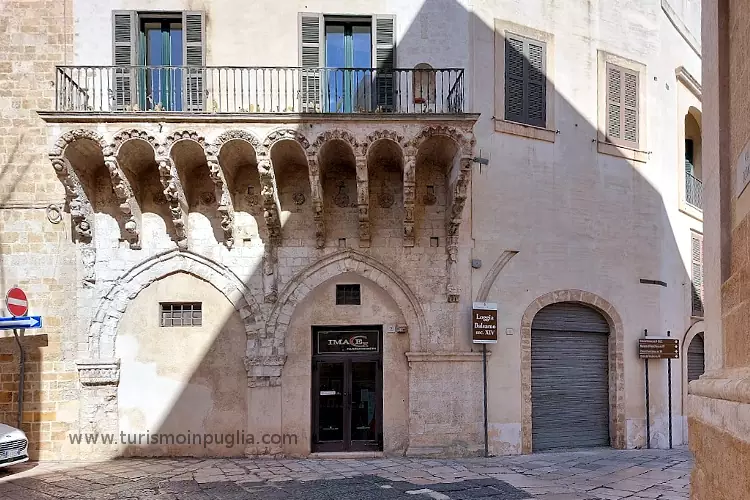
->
[472, 302, 498, 343]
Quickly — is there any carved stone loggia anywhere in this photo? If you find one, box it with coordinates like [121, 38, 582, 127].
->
[206, 154, 234, 249]
[156, 156, 189, 250]
[308, 156, 326, 248]
[356, 156, 370, 247]
[257, 156, 283, 246]
[104, 156, 141, 249]
[445, 155, 473, 303]
[403, 154, 416, 247]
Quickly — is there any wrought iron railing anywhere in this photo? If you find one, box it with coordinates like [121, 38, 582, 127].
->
[686, 172, 703, 210]
[54, 66, 466, 114]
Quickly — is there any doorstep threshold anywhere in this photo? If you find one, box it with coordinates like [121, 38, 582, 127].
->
[309, 451, 384, 459]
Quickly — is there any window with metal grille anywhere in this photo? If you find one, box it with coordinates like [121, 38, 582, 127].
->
[160, 302, 202, 327]
[336, 284, 361, 305]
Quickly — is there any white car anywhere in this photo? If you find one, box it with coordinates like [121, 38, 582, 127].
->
[0, 423, 29, 467]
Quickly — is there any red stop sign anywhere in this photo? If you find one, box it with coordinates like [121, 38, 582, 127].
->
[6, 288, 28, 317]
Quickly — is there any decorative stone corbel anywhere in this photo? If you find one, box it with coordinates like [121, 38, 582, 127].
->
[206, 151, 234, 249]
[356, 156, 370, 247]
[50, 154, 96, 285]
[308, 156, 326, 248]
[104, 155, 141, 249]
[257, 157, 282, 246]
[403, 154, 416, 246]
[243, 354, 287, 387]
[76, 359, 120, 386]
[157, 156, 188, 250]
[445, 155, 473, 303]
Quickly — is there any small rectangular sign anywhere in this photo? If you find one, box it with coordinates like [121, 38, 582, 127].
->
[0, 316, 42, 330]
[472, 302, 498, 344]
[316, 329, 380, 354]
[638, 337, 679, 359]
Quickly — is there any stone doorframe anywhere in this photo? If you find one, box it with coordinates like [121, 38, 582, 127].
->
[520, 289, 626, 453]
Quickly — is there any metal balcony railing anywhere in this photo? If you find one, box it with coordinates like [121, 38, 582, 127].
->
[686, 172, 703, 210]
[54, 66, 466, 114]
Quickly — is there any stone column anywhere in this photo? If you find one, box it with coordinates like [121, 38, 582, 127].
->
[403, 154, 416, 246]
[308, 156, 326, 248]
[356, 155, 370, 247]
[76, 359, 120, 460]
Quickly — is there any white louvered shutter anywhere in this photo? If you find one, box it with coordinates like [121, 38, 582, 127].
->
[299, 13, 323, 112]
[183, 11, 205, 112]
[112, 11, 136, 111]
[373, 15, 396, 112]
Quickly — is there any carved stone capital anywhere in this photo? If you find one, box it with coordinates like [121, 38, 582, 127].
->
[77, 359, 120, 387]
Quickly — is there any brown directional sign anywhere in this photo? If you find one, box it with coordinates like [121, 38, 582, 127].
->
[638, 338, 679, 359]
[472, 302, 498, 344]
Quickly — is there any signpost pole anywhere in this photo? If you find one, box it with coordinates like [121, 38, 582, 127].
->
[644, 329, 650, 449]
[482, 342, 488, 458]
[667, 330, 673, 449]
[12, 328, 24, 429]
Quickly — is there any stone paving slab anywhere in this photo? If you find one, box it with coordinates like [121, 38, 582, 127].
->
[0, 447, 692, 500]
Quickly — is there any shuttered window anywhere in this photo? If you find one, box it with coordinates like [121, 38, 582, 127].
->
[504, 34, 546, 128]
[374, 15, 396, 111]
[606, 62, 639, 148]
[112, 11, 205, 111]
[691, 232, 704, 317]
[299, 13, 324, 112]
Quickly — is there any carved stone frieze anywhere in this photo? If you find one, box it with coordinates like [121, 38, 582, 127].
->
[210, 129, 263, 158]
[104, 156, 140, 249]
[77, 359, 120, 387]
[110, 128, 159, 157]
[362, 129, 406, 157]
[157, 156, 188, 250]
[408, 124, 476, 156]
[261, 128, 310, 153]
[310, 128, 361, 157]
[444, 156, 473, 303]
[164, 129, 206, 153]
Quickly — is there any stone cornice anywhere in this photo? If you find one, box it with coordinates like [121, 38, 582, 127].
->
[36, 111, 481, 125]
[676, 66, 702, 100]
[689, 368, 750, 404]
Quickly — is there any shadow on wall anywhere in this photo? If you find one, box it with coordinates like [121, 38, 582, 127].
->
[0, 0, 700, 468]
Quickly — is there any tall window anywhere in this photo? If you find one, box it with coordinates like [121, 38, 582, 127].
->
[504, 33, 546, 127]
[112, 11, 204, 111]
[139, 17, 183, 110]
[325, 19, 372, 113]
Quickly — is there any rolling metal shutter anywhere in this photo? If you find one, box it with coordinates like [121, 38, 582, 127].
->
[687, 335, 705, 383]
[531, 302, 610, 451]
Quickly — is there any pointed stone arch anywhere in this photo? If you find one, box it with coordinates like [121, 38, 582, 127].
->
[519, 289, 626, 453]
[266, 249, 427, 353]
[88, 248, 262, 361]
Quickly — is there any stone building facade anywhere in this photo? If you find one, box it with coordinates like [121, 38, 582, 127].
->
[687, 0, 750, 498]
[0, 0, 703, 460]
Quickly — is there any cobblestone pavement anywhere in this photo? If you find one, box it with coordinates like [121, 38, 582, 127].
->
[0, 447, 692, 500]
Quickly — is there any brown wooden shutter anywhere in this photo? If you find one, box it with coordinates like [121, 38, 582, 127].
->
[112, 11, 136, 111]
[606, 62, 639, 147]
[299, 13, 324, 112]
[504, 34, 546, 127]
[373, 15, 396, 111]
[691, 232, 704, 317]
[183, 11, 205, 111]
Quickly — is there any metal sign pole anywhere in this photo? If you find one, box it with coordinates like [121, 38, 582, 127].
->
[12, 328, 25, 429]
[483, 343, 488, 458]
[667, 330, 673, 449]
[644, 329, 650, 449]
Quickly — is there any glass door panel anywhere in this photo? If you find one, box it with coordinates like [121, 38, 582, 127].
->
[316, 362, 345, 443]
[325, 22, 372, 112]
[140, 20, 183, 111]
[350, 361, 377, 444]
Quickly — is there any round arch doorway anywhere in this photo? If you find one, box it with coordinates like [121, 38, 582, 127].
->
[531, 302, 611, 451]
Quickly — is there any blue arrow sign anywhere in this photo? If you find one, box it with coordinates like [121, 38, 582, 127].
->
[0, 316, 42, 330]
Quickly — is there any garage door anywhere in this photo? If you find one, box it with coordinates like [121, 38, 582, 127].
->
[687, 334, 705, 383]
[531, 302, 610, 451]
